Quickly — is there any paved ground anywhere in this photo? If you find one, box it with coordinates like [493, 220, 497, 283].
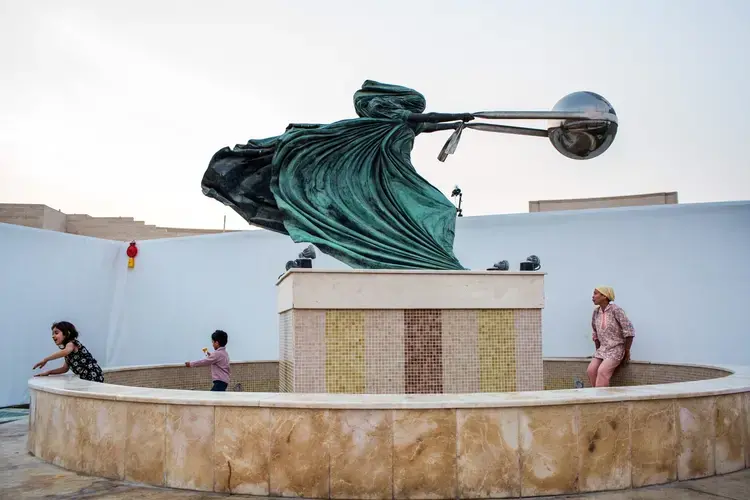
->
[1, 418, 748, 499]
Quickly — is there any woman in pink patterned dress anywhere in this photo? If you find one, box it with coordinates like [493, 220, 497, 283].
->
[586, 286, 635, 387]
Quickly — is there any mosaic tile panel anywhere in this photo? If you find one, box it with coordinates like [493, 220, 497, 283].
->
[515, 309, 544, 391]
[279, 310, 294, 392]
[479, 310, 517, 392]
[365, 310, 405, 394]
[404, 310, 443, 394]
[294, 310, 325, 392]
[280, 308, 543, 394]
[441, 311, 479, 393]
[326, 311, 365, 393]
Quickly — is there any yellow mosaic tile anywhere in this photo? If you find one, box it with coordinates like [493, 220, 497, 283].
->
[325, 310, 365, 393]
[478, 310, 517, 392]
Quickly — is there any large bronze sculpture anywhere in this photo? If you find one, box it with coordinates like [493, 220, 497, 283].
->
[201, 80, 617, 270]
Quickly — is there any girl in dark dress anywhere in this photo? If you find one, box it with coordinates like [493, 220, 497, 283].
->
[33, 321, 104, 382]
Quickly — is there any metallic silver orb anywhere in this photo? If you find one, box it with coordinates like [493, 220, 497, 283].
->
[547, 91, 618, 160]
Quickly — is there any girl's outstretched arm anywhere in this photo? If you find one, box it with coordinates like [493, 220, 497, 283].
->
[35, 360, 70, 377]
[33, 342, 75, 370]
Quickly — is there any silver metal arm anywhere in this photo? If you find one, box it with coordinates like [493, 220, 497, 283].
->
[438, 91, 619, 161]
[472, 110, 618, 125]
[474, 110, 595, 120]
[466, 122, 549, 138]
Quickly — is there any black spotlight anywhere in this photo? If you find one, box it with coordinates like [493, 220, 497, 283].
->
[486, 260, 509, 271]
[520, 255, 541, 271]
[285, 245, 317, 271]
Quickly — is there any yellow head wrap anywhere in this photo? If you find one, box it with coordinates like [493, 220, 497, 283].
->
[595, 286, 615, 301]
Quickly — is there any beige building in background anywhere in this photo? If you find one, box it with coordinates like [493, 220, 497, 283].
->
[1, 192, 678, 241]
[528, 191, 678, 213]
[0, 203, 227, 241]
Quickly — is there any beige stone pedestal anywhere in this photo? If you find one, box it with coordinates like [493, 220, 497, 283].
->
[276, 269, 544, 394]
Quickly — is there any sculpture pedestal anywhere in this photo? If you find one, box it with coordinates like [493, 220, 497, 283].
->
[276, 269, 545, 394]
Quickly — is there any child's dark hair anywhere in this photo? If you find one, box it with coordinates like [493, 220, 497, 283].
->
[211, 330, 228, 347]
[52, 321, 79, 345]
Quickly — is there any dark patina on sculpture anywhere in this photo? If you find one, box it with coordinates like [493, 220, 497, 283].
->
[201, 80, 617, 270]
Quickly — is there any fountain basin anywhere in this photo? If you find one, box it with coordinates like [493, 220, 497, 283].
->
[28, 359, 750, 498]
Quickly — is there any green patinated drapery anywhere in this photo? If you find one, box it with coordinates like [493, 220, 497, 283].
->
[201, 80, 465, 270]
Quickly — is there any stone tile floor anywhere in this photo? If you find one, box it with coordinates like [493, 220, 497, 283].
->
[1, 418, 748, 499]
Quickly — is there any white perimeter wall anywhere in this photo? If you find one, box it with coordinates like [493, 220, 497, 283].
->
[107, 230, 345, 368]
[0, 224, 126, 407]
[2, 201, 749, 406]
[452, 201, 750, 365]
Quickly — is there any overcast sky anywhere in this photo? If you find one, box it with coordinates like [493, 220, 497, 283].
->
[1, 0, 748, 230]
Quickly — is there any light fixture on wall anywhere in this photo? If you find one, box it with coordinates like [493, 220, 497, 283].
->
[520, 255, 541, 271]
[285, 245, 317, 272]
[451, 185, 463, 217]
[487, 260, 509, 271]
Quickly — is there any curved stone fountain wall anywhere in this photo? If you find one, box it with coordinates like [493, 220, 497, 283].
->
[101, 359, 731, 392]
[28, 360, 750, 498]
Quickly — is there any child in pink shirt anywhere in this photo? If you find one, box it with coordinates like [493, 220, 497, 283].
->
[186, 330, 230, 391]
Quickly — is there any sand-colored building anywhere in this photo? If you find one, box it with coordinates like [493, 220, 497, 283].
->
[529, 191, 678, 213]
[0, 203, 227, 241]
[1, 192, 678, 241]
